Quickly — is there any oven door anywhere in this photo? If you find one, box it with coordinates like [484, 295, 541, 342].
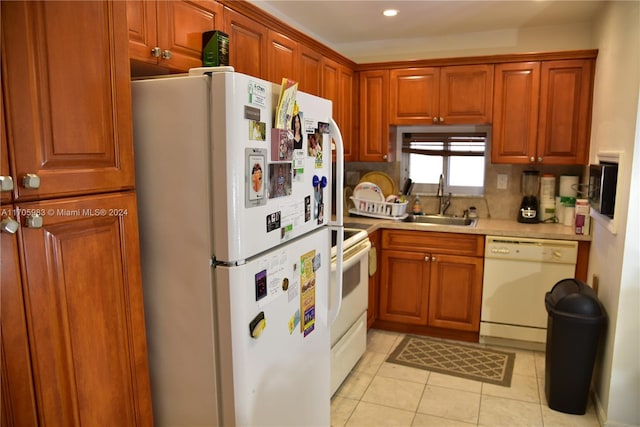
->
[330, 238, 371, 347]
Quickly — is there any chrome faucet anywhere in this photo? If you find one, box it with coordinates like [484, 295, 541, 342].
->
[437, 174, 451, 215]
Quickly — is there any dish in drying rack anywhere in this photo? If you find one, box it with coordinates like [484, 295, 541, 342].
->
[353, 182, 385, 202]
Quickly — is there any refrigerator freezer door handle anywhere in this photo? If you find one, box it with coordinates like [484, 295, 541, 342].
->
[329, 117, 344, 229]
[328, 117, 344, 325]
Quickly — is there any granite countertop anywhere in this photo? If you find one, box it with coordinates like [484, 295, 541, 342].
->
[341, 215, 592, 242]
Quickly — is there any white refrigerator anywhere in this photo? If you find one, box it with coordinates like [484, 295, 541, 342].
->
[131, 68, 344, 426]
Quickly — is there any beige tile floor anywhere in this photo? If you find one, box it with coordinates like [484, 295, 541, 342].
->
[331, 329, 601, 427]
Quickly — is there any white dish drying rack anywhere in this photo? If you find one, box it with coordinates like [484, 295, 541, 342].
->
[349, 197, 408, 220]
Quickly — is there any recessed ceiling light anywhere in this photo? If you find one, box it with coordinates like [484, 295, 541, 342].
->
[383, 9, 399, 17]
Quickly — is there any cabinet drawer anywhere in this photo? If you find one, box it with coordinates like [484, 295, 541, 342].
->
[382, 230, 484, 257]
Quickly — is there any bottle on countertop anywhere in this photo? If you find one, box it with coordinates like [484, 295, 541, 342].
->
[412, 196, 423, 215]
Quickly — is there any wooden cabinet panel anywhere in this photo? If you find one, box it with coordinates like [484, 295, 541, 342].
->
[428, 254, 484, 331]
[337, 65, 356, 161]
[128, 0, 223, 72]
[1, 96, 12, 205]
[157, 0, 223, 70]
[359, 70, 393, 162]
[439, 64, 493, 124]
[390, 68, 439, 124]
[492, 59, 594, 165]
[16, 192, 152, 426]
[378, 230, 484, 335]
[299, 45, 322, 96]
[389, 65, 492, 125]
[267, 30, 298, 84]
[379, 249, 430, 325]
[382, 230, 484, 257]
[537, 59, 593, 165]
[323, 59, 356, 161]
[1, 208, 38, 426]
[492, 62, 540, 163]
[223, 7, 267, 79]
[2, 1, 135, 201]
[127, 0, 159, 66]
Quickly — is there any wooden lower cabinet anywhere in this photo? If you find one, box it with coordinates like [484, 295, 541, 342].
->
[427, 254, 484, 332]
[1, 206, 38, 426]
[376, 230, 484, 342]
[5, 191, 153, 426]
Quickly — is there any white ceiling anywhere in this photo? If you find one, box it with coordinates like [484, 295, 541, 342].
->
[247, 0, 606, 63]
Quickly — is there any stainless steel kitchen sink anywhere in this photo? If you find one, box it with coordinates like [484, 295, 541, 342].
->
[402, 214, 478, 227]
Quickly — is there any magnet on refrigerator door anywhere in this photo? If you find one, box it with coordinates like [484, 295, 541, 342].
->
[269, 163, 292, 198]
[249, 120, 266, 141]
[300, 250, 317, 337]
[246, 148, 267, 207]
[271, 128, 294, 161]
[288, 309, 301, 334]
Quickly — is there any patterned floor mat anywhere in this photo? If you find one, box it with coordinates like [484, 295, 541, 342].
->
[387, 335, 515, 387]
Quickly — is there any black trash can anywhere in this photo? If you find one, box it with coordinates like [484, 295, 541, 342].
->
[544, 279, 606, 415]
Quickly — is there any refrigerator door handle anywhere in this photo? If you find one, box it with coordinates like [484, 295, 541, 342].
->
[328, 117, 344, 325]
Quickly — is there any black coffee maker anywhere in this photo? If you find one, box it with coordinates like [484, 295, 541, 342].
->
[518, 170, 540, 223]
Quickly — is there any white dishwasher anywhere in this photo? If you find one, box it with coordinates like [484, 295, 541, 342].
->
[480, 236, 578, 349]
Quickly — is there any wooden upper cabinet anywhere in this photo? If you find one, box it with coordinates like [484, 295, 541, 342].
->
[2, 1, 135, 202]
[223, 7, 267, 79]
[127, 0, 223, 72]
[492, 62, 541, 163]
[440, 64, 493, 124]
[492, 59, 594, 165]
[298, 45, 322, 96]
[537, 59, 593, 165]
[359, 70, 394, 162]
[16, 192, 153, 426]
[267, 30, 298, 84]
[323, 59, 356, 161]
[390, 67, 439, 124]
[337, 66, 356, 161]
[389, 64, 493, 125]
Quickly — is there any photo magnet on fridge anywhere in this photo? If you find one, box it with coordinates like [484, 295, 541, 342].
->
[271, 128, 293, 161]
[245, 148, 267, 208]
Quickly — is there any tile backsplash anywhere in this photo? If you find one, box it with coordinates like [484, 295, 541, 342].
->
[345, 161, 586, 220]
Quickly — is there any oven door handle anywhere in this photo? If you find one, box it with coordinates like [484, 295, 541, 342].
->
[335, 240, 371, 272]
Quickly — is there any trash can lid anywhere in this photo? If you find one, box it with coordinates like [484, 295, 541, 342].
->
[545, 279, 605, 317]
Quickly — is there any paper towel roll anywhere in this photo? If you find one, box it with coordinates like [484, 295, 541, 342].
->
[559, 175, 579, 197]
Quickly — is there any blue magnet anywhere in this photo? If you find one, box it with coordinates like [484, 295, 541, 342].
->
[320, 176, 327, 188]
[312, 175, 319, 187]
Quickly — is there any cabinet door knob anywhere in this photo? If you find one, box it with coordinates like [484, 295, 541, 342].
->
[162, 50, 172, 60]
[529, 157, 535, 162]
[0, 176, 14, 192]
[424, 256, 430, 262]
[439, 117, 444, 123]
[151, 47, 162, 57]
[432, 117, 437, 123]
[1, 217, 19, 234]
[431, 256, 437, 262]
[382, 154, 388, 160]
[22, 173, 40, 189]
[538, 157, 543, 162]
[25, 214, 43, 229]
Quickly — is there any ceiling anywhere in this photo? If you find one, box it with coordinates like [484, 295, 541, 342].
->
[247, 0, 606, 63]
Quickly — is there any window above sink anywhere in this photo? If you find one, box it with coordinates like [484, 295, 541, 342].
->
[398, 125, 490, 197]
